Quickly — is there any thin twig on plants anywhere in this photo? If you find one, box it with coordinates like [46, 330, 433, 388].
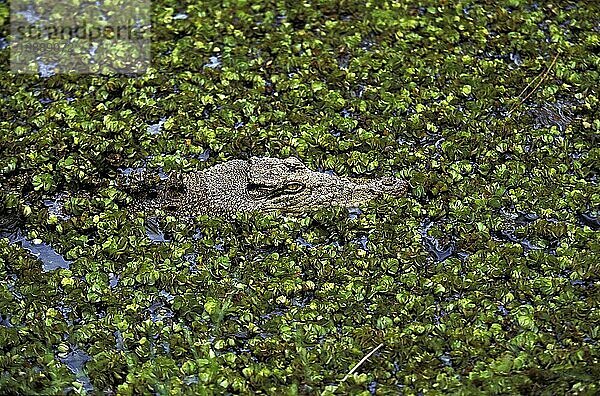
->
[508, 52, 559, 116]
[341, 343, 384, 382]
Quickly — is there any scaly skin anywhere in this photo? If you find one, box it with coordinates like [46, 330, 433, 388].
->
[123, 157, 409, 217]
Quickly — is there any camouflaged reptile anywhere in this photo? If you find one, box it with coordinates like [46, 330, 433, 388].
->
[121, 157, 409, 217]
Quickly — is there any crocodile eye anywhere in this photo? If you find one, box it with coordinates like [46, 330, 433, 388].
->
[284, 182, 304, 193]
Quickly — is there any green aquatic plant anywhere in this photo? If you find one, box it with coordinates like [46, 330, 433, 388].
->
[1, 0, 600, 394]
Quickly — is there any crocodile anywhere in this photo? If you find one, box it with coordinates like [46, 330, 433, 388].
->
[120, 156, 409, 217]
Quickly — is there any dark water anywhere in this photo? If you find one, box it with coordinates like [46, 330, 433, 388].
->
[1, 227, 71, 272]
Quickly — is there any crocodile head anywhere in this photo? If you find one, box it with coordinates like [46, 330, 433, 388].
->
[242, 156, 408, 214]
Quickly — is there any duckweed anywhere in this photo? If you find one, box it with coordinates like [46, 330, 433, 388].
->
[1, 0, 599, 394]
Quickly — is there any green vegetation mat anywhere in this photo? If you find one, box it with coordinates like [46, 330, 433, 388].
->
[1, 0, 599, 394]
